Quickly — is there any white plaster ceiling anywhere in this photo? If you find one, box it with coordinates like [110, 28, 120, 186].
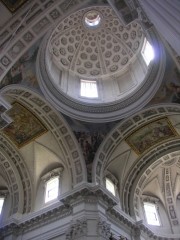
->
[49, 6, 143, 79]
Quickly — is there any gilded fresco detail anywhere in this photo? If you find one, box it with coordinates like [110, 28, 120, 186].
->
[126, 118, 178, 154]
[0, 41, 40, 90]
[1, 0, 29, 13]
[3, 102, 47, 147]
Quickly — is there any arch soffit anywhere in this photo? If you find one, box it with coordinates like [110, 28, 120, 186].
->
[131, 149, 180, 218]
[0, 0, 92, 81]
[0, 85, 87, 185]
[92, 104, 180, 185]
[0, 137, 31, 215]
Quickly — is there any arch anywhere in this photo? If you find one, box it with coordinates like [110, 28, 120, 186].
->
[0, 0, 91, 81]
[0, 136, 32, 215]
[125, 147, 180, 216]
[92, 103, 180, 211]
[0, 1, 166, 123]
[0, 85, 87, 186]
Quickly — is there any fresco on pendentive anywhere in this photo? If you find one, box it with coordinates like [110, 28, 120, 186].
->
[0, 41, 41, 90]
[64, 116, 118, 182]
[149, 53, 180, 105]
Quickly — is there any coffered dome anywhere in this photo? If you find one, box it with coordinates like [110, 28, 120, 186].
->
[37, 5, 166, 122]
[49, 6, 143, 78]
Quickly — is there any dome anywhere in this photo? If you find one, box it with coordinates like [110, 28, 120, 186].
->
[49, 6, 143, 79]
[37, 5, 166, 122]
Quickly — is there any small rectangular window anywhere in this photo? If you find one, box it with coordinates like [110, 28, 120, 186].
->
[80, 79, 98, 98]
[106, 178, 115, 196]
[0, 198, 4, 214]
[45, 177, 59, 203]
[144, 202, 160, 226]
[141, 38, 154, 66]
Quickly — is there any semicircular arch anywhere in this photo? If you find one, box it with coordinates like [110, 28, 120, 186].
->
[92, 103, 180, 208]
[1, 85, 87, 186]
[0, 136, 31, 215]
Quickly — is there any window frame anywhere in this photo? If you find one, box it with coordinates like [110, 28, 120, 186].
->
[105, 178, 116, 196]
[41, 167, 64, 205]
[44, 176, 60, 203]
[0, 190, 8, 219]
[143, 201, 161, 226]
[80, 79, 98, 99]
[0, 197, 4, 215]
[104, 171, 118, 197]
[141, 38, 154, 66]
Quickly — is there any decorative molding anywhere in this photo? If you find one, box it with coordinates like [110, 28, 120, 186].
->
[0, 203, 72, 238]
[97, 218, 111, 239]
[164, 168, 179, 226]
[132, 151, 180, 220]
[1, 85, 87, 185]
[37, 28, 165, 122]
[125, 143, 180, 215]
[48, 6, 143, 79]
[41, 166, 64, 182]
[66, 218, 87, 239]
[92, 104, 180, 186]
[0, 189, 8, 198]
[0, 182, 179, 239]
[0, 0, 93, 81]
[60, 184, 118, 209]
[0, 135, 33, 214]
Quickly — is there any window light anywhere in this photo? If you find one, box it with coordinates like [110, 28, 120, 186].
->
[80, 79, 98, 98]
[141, 38, 154, 66]
[84, 11, 101, 27]
[144, 202, 160, 226]
[45, 177, 59, 203]
[0, 198, 4, 214]
[106, 178, 115, 196]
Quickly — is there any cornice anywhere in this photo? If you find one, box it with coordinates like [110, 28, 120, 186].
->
[60, 184, 118, 209]
[107, 208, 180, 240]
[1, 183, 179, 239]
[0, 203, 72, 237]
[37, 24, 166, 122]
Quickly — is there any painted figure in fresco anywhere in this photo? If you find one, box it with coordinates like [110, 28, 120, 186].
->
[74, 131, 105, 182]
[167, 82, 180, 103]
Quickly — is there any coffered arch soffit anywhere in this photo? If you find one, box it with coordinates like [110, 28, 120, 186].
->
[0, 1, 166, 123]
[0, 85, 87, 186]
[130, 149, 180, 222]
[0, 0, 92, 81]
[0, 135, 32, 215]
[92, 103, 180, 188]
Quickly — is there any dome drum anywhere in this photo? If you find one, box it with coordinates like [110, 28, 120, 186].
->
[37, 6, 166, 122]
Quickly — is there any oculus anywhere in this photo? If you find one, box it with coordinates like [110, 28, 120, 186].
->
[84, 10, 101, 27]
